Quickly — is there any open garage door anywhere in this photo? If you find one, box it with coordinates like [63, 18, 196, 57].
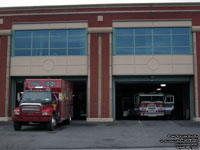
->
[11, 77, 87, 120]
[113, 76, 193, 120]
[72, 81, 87, 120]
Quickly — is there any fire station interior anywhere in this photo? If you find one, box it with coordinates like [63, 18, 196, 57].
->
[115, 82, 190, 120]
[14, 79, 87, 120]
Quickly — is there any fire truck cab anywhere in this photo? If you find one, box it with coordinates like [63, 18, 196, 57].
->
[12, 79, 73, 131]
[134, 93, 174, 117]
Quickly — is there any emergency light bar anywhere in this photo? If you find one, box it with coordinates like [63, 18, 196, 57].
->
[35, 86, 43, 88]
[29, 88, 51, 92]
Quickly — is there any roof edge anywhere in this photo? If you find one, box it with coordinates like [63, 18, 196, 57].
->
[0, 2, 200, 11]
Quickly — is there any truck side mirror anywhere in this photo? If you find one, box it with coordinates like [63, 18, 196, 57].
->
[17, 92, 23, 102]
[165, 95, 174, 103]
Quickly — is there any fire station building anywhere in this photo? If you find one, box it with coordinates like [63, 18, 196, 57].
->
[0, 2, 200, 121]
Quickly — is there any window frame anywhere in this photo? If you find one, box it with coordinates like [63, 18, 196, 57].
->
[113, 27, 192, 55]
[12, 29, 88, 57]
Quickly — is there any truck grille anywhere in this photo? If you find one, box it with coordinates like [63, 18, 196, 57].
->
[21, 105, 41, 113]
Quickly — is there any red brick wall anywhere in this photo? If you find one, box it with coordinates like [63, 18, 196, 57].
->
[90, 33, 99, 118]
[0, 36, 8, 117]
[101, 33, 110, 118]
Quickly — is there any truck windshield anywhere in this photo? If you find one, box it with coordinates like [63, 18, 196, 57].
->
[22, 91, 51, 103]
[152, 96, 164, 102]
[140, 96, 151, 102]
[139, 96, 164, 102]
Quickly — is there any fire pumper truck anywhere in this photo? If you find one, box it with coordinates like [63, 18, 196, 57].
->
[133, 93, 174, 117]
[12, 79, 73, 131]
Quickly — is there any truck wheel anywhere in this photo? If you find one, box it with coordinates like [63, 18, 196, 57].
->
[47, 116, 56, 131]
[14, 122, 21, 131]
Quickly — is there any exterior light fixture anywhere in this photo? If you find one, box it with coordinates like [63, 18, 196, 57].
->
[156, 88, 161, 91]
[160, 84, 166, 87]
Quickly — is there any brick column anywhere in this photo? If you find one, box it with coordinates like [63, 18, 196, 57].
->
[87, 27, 113, 121]
[89, 33, 99, 118]
[0, 30, 11, 121]
[101, 33, 110, 118]
[192, 26, 200, 121]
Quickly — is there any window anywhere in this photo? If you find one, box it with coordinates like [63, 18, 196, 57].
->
[12, 29, 87, 56]
[30, 82, 42, 86]
[44, 81, 56, 87]
[113, 27, 192, 55]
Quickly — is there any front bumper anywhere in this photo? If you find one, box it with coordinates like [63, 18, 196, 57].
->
[140, 112, 164, 117]
[12, 116, 51, 122]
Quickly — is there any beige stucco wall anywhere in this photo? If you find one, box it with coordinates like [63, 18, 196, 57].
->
[10, 56, 87, 76]
[113, 55, 193, 75]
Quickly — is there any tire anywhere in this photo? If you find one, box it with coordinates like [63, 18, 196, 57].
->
[47, 116, 56, 131]
[14, 122, 22, 131]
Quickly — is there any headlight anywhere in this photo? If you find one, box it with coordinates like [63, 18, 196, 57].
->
[14, 111, 20, 115]
[42, 112, 51, 116]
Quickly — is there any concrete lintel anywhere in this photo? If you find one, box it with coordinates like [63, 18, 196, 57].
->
[13, 22, 88, 30]
[193, 117, 200, 122]
[113, 20, 192, 28]
[0, 30, 12, 36]
[87, 118, 114, 122]
[88, 27, 112, 33]
[192, 26, 200, 32]
[0, 117, 11, 121]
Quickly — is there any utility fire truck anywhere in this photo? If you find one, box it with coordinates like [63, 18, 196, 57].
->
[12, 79, 73, 131]
[134, 93, 174, 117]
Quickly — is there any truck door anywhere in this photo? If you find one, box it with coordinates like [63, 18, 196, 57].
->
[164, 95, 174, 115]
[15, 80, 24, 107]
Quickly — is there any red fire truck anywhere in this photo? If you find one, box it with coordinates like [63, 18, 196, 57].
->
[134, 93, 174, 117]
[12, 79, 73, 131]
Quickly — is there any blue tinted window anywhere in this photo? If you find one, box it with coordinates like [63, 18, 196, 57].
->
[15, 50, 31, 56]
[50, 37, 66, 48]
[33, 38, 48, 49]
[15, 31, 32, 37]
[50, 30, 66, 37]
[135, 48, 152, 55]
[114, 27, 191, 55]
[154, 28, 170, 34]
[154, 47, 171, 54]
[116, 28, 133, 36]
[135, 36, 152, 47]
[116, 48, 133, 55]
[172, 28, 189, 34]
[32, 49, 48, 56]
[50, 49, 66, 56]
[172, 47, 191, 54]
[33, 30, 49, 37]
[116, 36, 134, 47]
[172, 35, 190, 46]
[68, 37, 85, 48]
[154, 35, 171, 47]
[68, 29, 85, 36]
[68, 48, 85, 55]
[135, 28, 152, 35]
[15, 38, 31, 48]
[12, 29, 87, 56]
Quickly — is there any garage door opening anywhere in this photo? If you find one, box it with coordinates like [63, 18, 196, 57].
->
[72, 81, 87, 120]
[115, 82, 190, 120]
[12, 78, 87, 120]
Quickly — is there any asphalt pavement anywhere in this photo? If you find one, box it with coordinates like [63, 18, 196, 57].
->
[0, 120, 199, 150]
